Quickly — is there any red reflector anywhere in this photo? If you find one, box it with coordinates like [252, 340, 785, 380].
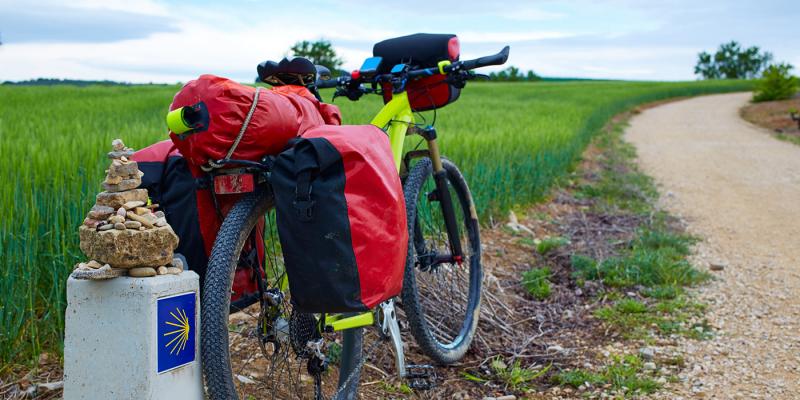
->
[214, 174, 255, 194]
[448, 36, 460, 61]
[351, 70, 361, 80]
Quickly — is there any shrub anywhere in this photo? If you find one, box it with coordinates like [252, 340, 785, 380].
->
[753, 63, 799, 102]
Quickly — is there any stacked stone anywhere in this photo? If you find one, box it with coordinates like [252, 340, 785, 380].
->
[73, 139, 182, 280]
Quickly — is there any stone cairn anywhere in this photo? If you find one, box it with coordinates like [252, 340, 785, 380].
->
[72, 139, 182, 280]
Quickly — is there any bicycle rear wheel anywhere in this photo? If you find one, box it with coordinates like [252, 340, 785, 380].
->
[201, 187, 363, 400]
[401, 157, 482, 364]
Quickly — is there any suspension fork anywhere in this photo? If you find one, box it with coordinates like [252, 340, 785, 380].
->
[422, 127, 464, 263]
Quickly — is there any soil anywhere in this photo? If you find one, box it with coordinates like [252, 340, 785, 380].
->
[739, 95, 800, 138]
[627, 92, 800, 399]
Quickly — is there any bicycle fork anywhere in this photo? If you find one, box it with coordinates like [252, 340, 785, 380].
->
[423, 127, 464, 263]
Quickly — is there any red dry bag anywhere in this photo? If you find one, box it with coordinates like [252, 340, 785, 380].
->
[168, 75, 341, 168]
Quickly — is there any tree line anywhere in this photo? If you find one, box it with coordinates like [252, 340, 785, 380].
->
[695, 41, 798, 102]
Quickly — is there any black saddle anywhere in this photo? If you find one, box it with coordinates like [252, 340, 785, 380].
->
[258, 57, 328, 87]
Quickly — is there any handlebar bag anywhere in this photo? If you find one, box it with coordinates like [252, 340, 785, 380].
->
[270, 125, 408, 313]
[374, 33, 461, 112]
[133, 140, 266, 311]
[168, 75, 341, 169]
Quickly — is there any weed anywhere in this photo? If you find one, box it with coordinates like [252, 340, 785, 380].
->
[571, 255, 600, 280]
[490, 357, 551, 391]
[516, 237, 537, 247]
[378, 381, 413, 395]
[553, 354, 660, 396]
[643, 285, 681, 300]
[521, 267, 552, 300]
[536, 236, 569, 255]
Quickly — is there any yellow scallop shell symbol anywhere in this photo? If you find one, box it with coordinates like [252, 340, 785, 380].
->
[163, 308, 191, 355]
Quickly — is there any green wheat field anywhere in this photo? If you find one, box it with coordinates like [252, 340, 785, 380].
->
[0, 79, 752, 369]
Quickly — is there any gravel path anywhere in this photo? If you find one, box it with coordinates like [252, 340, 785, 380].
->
[627, 92, 800, 399]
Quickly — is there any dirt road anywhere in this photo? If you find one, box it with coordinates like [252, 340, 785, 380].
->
[626, 92, 800, 399]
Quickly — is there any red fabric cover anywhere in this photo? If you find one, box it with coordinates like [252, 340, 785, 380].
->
[132, 140, 262, 301]
[169, 75, 340, 168]
[301, 125, 408, 308]
[133, 139, 182, 161]
[408, 74, 453, 111]
[186, 161, 264, 302]
[381, 74, 457, 112]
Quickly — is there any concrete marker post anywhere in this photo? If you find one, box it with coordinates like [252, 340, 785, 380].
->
[63, 271, 204, 400]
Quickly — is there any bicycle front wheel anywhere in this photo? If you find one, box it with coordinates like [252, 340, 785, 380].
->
[402, 157, 482, 364]
[201, 188, 363, 400]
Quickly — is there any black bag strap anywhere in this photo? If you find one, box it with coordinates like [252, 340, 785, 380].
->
[290, 137, 341, 222]
[292, 139, 319, 222]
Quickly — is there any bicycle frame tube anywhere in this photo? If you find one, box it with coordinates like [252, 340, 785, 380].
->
[370, 91, 414, 172]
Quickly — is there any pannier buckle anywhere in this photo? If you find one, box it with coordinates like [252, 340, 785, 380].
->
[293, 200, 315, 222]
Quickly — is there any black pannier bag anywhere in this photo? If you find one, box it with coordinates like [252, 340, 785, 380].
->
[270, 125, 408, 313]
[373, 33, 461, 111]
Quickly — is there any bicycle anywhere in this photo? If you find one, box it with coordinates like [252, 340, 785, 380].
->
[199, 42, 510, 400]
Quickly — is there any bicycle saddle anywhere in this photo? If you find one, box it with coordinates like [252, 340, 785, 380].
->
[257, 57, 317, 86]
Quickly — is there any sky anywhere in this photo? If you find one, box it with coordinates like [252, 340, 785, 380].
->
[0, 0, 798, 83]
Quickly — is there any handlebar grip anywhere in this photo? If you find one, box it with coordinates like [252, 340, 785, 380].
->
[461, 46, 510, 70]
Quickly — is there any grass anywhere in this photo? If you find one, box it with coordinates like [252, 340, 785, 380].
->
[535, 236, 569, 255]
[567, 115, 712, 342]
[463, 356, 551, 392]
[521, 267, 552, 300]
[553, 354, 660, 396]
[571, 227, 709, 288]
[0, 79, 752, 367]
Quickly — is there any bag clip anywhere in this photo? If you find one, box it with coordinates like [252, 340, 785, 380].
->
[293, 199, 315, 221]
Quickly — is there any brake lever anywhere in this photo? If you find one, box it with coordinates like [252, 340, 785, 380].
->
[332, 88, 344, 102]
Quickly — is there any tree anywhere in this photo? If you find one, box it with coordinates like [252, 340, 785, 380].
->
[290, 39, 343, 72]
[487, 66, 541, 82]
[753, 63, 798, 102]
[526, 70, 542, 81]
[695, 41, 773, 79]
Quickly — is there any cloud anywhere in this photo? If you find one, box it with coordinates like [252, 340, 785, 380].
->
[0, 3, 178, 44]
[0, 0, 797, 82]
[460, 31, 576, 43]
[495, 8, 565, 21]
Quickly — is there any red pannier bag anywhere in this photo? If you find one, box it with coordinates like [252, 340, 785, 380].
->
[270, 125, 408, 312]
[133, 140, 265, 310]
[373, 33, 461, 111]
[168, 75, 341, 168]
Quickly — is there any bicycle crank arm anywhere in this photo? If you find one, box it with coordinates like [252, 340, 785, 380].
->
[379, 300, 406, 377]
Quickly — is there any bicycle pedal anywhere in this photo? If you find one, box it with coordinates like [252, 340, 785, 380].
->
[404, 364, 437, 390]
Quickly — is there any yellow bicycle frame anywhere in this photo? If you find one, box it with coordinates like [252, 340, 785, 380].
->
[370, 91, 415, 172]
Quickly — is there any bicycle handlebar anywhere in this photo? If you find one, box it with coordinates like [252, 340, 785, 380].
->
[316, 76, 345, 89]
[314, 45, 510, 97]
[461, 45, 510, 71]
